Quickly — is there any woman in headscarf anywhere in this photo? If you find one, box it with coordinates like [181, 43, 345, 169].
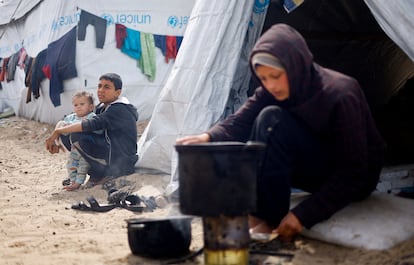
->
[176, 24, 385, 241]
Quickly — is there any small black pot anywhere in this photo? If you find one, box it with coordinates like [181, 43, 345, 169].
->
[126, 216, 192, 258]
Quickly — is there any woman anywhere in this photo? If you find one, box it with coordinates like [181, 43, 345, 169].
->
[176, 24, 385, 241]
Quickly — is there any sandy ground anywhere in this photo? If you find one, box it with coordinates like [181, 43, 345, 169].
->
[1, 115, 414, 265]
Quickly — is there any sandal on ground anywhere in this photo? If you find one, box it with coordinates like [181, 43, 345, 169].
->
[62, 178, 71, 186]
[119, 194, 144, 212]
[107, 189, 131, 204]
[71, 196, 117, 212]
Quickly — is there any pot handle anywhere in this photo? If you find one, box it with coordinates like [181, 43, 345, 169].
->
[131, 223, 146, 229]
[244, 141, 266, 150]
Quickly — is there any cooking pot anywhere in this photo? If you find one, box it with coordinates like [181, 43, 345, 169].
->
[126, 216, 192, 258]
[175, 141, 266, 216]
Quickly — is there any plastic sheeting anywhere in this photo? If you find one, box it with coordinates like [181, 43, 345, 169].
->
[294, 192, 414, 250]
[365, 0, 414, 63]
[0, 0, 194, 123]
[137, 0, 269, 195]
[0, 0, 42, 25]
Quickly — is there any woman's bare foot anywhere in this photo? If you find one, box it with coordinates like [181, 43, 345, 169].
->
[250, 222, 274, 234]
[63, 182, 81, 191]
[248, 215, 274, 234]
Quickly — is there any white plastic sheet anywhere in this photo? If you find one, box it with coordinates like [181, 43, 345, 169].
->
[364, 0, 414, 62]
[294, 192, 414, 250]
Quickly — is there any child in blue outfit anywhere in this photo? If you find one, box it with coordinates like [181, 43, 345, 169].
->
[56, 91, 101, 191]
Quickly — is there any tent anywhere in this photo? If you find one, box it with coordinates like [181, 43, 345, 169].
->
[0, 0, 195, 123]
[137, 0, 414, 194]
[2, 0, 414, 195]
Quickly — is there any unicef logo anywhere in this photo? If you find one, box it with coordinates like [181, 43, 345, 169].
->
[101, 13, 114, 25]
[253, 0, 269, 14]
[167, 16, 178, 28]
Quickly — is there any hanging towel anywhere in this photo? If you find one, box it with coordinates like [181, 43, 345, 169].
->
[138, 32, 156, 82]
[121, 28, 141, 60]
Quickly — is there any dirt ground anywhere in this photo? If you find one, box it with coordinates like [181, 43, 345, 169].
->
[1, 115, 414, 265]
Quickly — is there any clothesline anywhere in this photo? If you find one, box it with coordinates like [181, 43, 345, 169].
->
[0, 8, 185, 107]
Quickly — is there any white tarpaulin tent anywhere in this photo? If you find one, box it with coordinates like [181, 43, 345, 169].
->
[137, 0, 270, 195]
[365, 0, 414, 63]
[0, 0, 194, 123]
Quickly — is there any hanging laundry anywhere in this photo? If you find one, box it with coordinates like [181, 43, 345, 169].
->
[154, 35, 180, 63]
[138, 32, 156, 82]
[24, 56, 33, 75]
[29, 49, 47, 102]
[176, 36, 184, 52]
[78, 9, 107, 49]
[165, 36, 177, 63]
[43, 26, 78, 107]
[6, 52, 19, 82]
[0, 57, 8, 82]
[115, 23, 127, 49]
[115, 25, 184, 81]
[121, 27, 142, 60]
[18, 47, 27, 69]
[24, 56, 33, 88]
[283, 0, 304, 13]
[154, 34, 167, 56]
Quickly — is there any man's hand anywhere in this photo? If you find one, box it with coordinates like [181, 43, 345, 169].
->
[45, 131, 60, 154]
[273, 211, 303, 242]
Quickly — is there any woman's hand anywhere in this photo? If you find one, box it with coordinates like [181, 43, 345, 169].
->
[176, 133, 210, 145]
[273, 211, 303, 242]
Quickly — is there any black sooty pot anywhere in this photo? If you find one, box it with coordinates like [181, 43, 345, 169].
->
[126, 216, 192, 258]
[175, 141, 266, 216]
